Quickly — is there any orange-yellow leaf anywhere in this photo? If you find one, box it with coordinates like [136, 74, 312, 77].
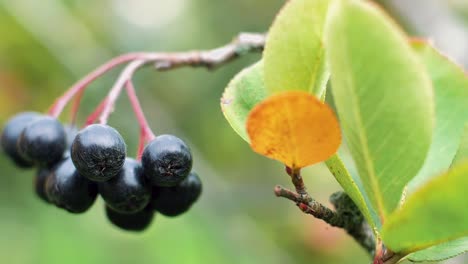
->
[246, 91, 341, 169]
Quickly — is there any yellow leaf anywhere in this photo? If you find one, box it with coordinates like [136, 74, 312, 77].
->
[246, 91, 341, 169]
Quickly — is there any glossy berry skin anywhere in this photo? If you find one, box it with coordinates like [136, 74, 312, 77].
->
[18, 116, 67, 166]
[45, 158, 98, 213]
[142, 135, 192, 187]
[35, 167, 53, 203]
[151, 171, 202, 217]
[1, 112, 42, 167]
[71, 124, 126, 182]
[99, 158, 151, 214]
[105, 205, 154, 232]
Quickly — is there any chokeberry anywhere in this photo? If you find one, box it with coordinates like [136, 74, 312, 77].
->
[105, 205, 154, 232]
[142, 135, 192, 187]
[35, 167, 53, 203]
[45, 158, 98, 213]
[1, 112, 42, 167]
[151, 171, 202, 217]
[71, 124, 126, 182]
[18, 116, 67, 166]
[99, 158, 151, 214]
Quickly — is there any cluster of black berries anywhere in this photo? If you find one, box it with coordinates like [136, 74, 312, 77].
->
[1, 112, 202, 232]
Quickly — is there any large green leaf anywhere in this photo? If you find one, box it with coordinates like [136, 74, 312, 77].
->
[452, 125, 468, 167]
[381, 163, 468, 253]
[400, 45, 468, 261]
[221, 61, 267, 141]
[408, 41, 468, 192]
[263, 0, 330, 96]
[325, 0, 434, 219]
[398, 237, 468, 263]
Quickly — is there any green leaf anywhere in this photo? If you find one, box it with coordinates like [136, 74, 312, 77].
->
[325, 0, 434, 219]
[452, 125, 468, 167]
[398, 237, 468, 263]
[221, 61, 267, 142]
[408, 41, 468, 192]
[325, 154, 380, 230]
[263, 0, 330, 96]
[381, 163, 468, 253]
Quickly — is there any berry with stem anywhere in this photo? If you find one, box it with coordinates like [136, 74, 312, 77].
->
[0, 33, 261, 231]
[142, 135, 192, 187]
[71, 124, 126, 182]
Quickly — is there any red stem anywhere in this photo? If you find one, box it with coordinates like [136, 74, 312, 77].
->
[125, 80, 156, 159]
[85, 98, 108, 126]
[48, 53, 148, 118]
[70, 87, 85, 125]
[98, 60, 146, 125]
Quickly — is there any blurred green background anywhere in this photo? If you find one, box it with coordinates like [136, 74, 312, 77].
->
[0, 1, 467, 264]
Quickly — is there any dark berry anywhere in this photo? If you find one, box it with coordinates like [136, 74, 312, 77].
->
[18, 116, 66, 166]
[99, 158, 151, 214]
[71, 124, 126, 182]
[105, 205, 154, 232]
[151, 171, 202, 217]
[142, 135, 192, 187]
[1, 112, 42, 167]
[35, 167, 53, 203]
[45, 158, 98, 213]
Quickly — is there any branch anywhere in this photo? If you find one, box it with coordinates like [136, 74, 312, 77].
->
[274, 185, 345, 227]
[48, 32, 266, 118]
[154, 32, 266, 70]
[330, 192, 376, 256]
[276, 167, 376, 256]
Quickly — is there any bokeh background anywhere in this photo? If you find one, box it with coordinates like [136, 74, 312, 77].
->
[0, 1, 467, 264]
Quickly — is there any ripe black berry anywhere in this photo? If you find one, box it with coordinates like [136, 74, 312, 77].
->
[35, 167, 53, 203]
[1, 112, 42, 167]
[99, 158, 151, 214]
[142, 135, 192, 187]
[18, 116, 67, 166]
[45, 158, 98, 213]
[151, 171, 202, 217]
[105, 205, 154, 232]
[71, 124, 126, 182]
